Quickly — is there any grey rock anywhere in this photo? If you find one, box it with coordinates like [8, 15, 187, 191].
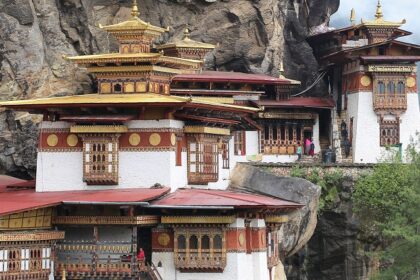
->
[229, 163, 321, 257]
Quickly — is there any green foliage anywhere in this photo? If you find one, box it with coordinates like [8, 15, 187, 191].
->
[289, 166, 344, 211]
[353, 138, 420, 279]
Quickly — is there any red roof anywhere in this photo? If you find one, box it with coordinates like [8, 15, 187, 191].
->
[173, 71, 293, 85]
[0, 183, 170, 215]
[254, 97, 335, 109]
[152, 188, 302, 209]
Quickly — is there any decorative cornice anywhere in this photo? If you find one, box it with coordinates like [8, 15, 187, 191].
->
[184, 126, 230, 136]
[53, 215, 160, 225]
[70, 125, 128, 133]
[161, 216, 235, 224]
[368, 65, 417, 73]
[0, 231, 65, 242]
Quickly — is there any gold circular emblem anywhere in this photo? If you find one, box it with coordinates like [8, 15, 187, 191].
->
[46, 134, 58, 147]
[407, 77, 416, 88]
[66, 134, 78, 147]
[157, 233, 170, 246]
[129, 133, 141, 146]
[149, 133, 161, 146]
[360, 75, 371, 87]
[238, 232, 245, 247]
[170, 133, 176, 146]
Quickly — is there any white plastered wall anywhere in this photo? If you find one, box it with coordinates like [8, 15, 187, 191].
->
[347, 92, 420, 163]
[36, 120, 189, 192]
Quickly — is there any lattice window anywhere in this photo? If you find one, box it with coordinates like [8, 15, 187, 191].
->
[21, 248, 29, 271]
[83, 135, 119, 185]
[176, 136, 183, 166]
[380, 119, 400, 146]
[30, 248, 42, 271]
[0, 250, 7, 272]
[260, 122, 304, 155]
[221, 141, 230, 169]
[7, 249, 20, 272]
[374, 78, 407, 111]
[41, 248, 51, 270]
[233, 131, 246, 156]
[174, 228, 226, 272]
[187, 135, 218, 184]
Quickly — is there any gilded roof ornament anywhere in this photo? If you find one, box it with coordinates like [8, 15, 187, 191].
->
[157, 25, 216, 50]
[350, 8, 356, 26]
[361, 0, 406, 27]
[131, 0, 140, 18]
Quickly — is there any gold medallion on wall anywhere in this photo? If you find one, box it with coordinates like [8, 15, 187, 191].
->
[66, 134, 79, 147]
[170, 133, 176, 146]
[407, 77, 416, 88]
[149, 133, 161, 146]
[129, 133, 141, 146]
[360, 75, 372, 87]
[46, 134, 58, 147]
[157, 233, 170, 247]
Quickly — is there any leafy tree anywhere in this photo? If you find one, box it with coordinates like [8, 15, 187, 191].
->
[353, 138, 420, 280]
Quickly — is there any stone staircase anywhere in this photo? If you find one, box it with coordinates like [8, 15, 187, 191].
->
[333, 110, 353, 163]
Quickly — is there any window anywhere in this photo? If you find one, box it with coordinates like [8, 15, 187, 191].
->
[187, 135, 218, 184]
[21, 249, 29, 271]
[41, 248, 51, 270]
[378, 81, 385, 94]
[221, 140, 230, 169]
[267, 229, 280, 268]
[387, 81, 395, 94]
[260, 122, 304, 154]
[0, 250, 7, 272]
[233, 131, 246, 156]
[8, 249, 20, 272]
[380, 119, 400, 146]
[174, 228, 226, 272]
[397, 81, 405, 94]
[113, 83, 122, 93]
[83, 135, 119, 185]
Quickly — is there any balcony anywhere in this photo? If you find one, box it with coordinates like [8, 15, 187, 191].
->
[373, 94, 407, 112]
[175, 250, 226, 272]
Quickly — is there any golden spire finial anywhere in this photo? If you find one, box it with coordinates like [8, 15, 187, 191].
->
[375, 0, 383, 20]
[183, 25, 190, 40]
[131, 0, 140, 18]
[279, 61, 285, 78]
[350, 8, 356, 25]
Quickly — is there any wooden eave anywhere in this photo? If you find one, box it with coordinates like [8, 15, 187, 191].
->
[174, 113, 241, 126]
[99, 17, 167, 34]
[86, 65, 188, 74]
[64, 53, 161, 65]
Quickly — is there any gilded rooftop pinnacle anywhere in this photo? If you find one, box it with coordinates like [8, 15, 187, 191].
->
[183, 26, 191, 40]
[350, 8, 356, 26]
[131, 0, 140, 18]
[375, 0, 383, 20]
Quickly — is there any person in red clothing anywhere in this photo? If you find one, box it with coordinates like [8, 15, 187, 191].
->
[137, 248, 145, 262]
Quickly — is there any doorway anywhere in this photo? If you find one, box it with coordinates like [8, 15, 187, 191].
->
[137, 227, 152, 264]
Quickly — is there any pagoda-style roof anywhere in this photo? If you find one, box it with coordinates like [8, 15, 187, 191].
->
[98, 0, 167, 37]
[0, 93, 259, 113]
[157, 28, 216, 50]
[360, 0, 406, 28]
[64, 53, 203, 70]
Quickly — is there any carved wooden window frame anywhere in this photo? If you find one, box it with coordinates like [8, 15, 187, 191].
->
[187, 134, 219, 185]
[221, 138, 230, 169]
[233, 131, 246, 156]
[82, 134, 120, 185]
[379, 118, 400, 146]
[0, 249, 8, 272]
[267, 228, 280, 268]
[260, 122, 304, 155]
[176, 135, 183, 167]
[174, 227, 227, 272]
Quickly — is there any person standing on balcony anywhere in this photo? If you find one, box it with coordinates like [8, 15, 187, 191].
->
[137, 248, 145, 265]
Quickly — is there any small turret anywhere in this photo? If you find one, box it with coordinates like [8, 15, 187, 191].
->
[350, 8, 356, 26]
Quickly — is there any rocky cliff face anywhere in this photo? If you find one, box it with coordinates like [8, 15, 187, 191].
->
[0, 0, 339, 176]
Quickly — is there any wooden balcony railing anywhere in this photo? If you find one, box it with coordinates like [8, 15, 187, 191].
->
[175, 249, 226, 272]
[260, 140, 302, 155]
[373, 94, 407, 111]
